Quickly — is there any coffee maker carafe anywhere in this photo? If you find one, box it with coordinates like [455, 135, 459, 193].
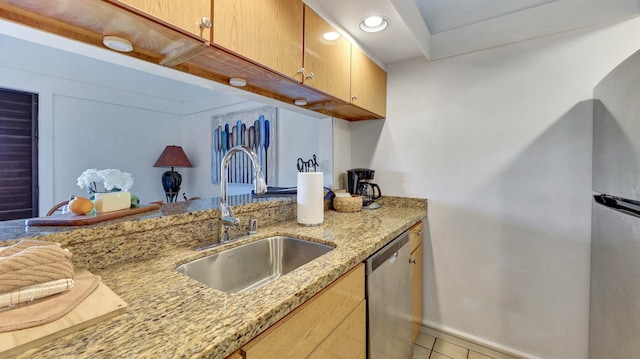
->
[346, 168, 382, 208]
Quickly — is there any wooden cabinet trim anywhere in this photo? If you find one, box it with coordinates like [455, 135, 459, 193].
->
[409, 220, 424, 341]
[409, 220, 424, 253]
[411, 242, 424, 341]
[178, 43, 345, 107]
[224, 349, 243, 359]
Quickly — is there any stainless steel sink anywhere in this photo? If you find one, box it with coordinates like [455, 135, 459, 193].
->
[176, 236, 334, 293]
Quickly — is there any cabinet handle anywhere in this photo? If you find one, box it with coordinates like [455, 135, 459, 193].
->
[296, 68, 306, 76]
[409, 259, 417, 264]
[200, 17, 212, 29]
[351, 95, 358, 101]
[413, 230, 424, 236]
[305, 72, 315, 80]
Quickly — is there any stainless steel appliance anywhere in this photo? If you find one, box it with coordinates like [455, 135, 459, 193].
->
[366, 230, 413, 359]
[590, 48, 640, 358]
[347, 168, 382, 208]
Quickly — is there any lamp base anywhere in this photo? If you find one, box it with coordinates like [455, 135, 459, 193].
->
[164, 189, 181, 203]
[162, 170, 182, 203]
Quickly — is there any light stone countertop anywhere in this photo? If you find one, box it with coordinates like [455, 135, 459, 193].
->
[13, 196, 427, 359]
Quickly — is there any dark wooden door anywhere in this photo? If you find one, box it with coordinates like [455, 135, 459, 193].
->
[0, 89, 38, 221]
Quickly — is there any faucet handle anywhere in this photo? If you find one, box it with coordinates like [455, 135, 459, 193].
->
[220, 203, 240, 227]
[222, 216, 240, 226]
[248, 218, 258, 235]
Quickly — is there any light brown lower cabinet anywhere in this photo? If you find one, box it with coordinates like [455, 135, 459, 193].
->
[309, 300, 366, 359]
[411, 242, 424, 341]
[409, 221, 424, 341]
[225, 350, 243, 359]
[229, 263, 365, 359]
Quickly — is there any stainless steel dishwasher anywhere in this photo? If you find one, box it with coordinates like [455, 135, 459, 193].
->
[366, 230, 413, 359]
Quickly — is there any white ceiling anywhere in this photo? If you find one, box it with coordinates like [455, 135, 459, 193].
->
[416, 0, 558, 34]
[305, 0, 640, 65]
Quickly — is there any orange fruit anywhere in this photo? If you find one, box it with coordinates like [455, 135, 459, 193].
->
[68, 196, 94, 214]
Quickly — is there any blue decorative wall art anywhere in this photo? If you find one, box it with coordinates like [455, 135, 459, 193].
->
[211, 106, 277, 185]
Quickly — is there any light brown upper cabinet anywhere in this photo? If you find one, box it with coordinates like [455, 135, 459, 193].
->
[213, 0, 304, 81]
[351, 46, 387, 118]
[302, 6, 351, 103]
[118, 0, 212, 41]
[0, 0, 386, 120]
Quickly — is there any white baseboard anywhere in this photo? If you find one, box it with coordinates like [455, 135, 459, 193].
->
[420, 321, 540, 359]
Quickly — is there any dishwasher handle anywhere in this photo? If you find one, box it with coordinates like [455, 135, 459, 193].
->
[367, 231, 409, 273]
[387, 251, 399, 264]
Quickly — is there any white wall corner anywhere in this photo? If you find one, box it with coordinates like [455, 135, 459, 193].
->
[331, 118, 353, 190]
[390, 0, 433, 60]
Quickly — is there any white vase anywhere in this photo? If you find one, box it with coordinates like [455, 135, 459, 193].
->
[94, 191, 131, 213]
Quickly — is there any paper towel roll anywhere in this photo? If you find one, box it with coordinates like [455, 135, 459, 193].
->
[297, 172, 324, 226]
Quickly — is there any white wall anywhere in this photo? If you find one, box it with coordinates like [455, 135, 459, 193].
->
[52, 95, 180, 204]
[0, 64, 185, 209]
[332, 118, 353, 190]
[351, 18, 640, 359]
[277, 110, 333, 189]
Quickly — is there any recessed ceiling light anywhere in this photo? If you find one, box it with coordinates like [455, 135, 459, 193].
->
[229, 78, 247, 87]
[359, 16, 389, 33]
[323, 31, 340, 41]
[102, 35, 133, 52]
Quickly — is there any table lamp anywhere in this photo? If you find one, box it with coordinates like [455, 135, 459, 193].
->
[153, 145, 193, 202]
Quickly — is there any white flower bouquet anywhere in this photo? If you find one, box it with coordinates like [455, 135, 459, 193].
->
[77, 168, 134, 194]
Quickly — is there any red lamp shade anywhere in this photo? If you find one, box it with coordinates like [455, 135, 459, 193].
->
[153, 145, 193, 168]
[154, 146, 192, 203]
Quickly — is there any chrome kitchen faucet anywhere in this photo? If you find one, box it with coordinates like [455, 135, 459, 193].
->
[219, 145, 267, 242]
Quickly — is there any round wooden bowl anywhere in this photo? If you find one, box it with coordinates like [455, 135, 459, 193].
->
[333, 195, 363, 212]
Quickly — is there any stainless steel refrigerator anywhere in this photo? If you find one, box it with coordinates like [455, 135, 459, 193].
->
[590, 48, 640, 358]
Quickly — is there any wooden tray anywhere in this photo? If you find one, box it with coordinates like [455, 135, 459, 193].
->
[0, 269, 128, 358]
[25, 205, 160, 226]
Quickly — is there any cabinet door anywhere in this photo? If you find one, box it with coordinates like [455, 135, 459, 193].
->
[309, 300, 366, 359]
[118, 0, 211, 41]
[411, 243, 424, 341]
[303, 6, 351, 102]
[351, 46, 387, 117]
[242, 264, 364, 358]
[213, 0, 303, 80]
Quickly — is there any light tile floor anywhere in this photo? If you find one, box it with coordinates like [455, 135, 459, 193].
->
[412, 332, 495, 359]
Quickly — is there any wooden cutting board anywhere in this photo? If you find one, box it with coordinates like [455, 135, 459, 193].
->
[25, 204, 160, 226]
[0, 269, 128, 358]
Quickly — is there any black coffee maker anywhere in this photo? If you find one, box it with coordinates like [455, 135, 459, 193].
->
[347, 168, 382, 208]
